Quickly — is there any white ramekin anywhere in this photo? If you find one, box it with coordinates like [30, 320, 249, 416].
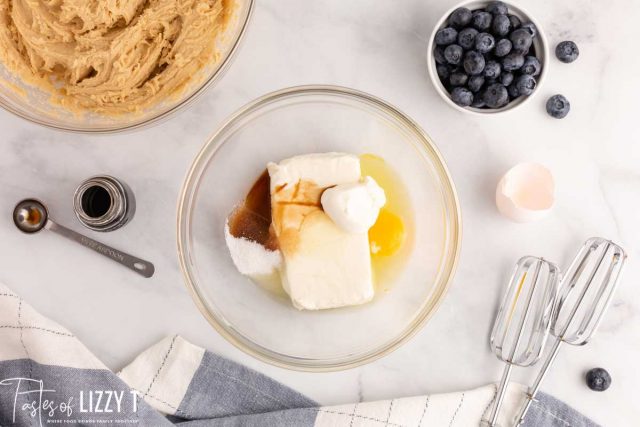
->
[426, 0, 548, 115]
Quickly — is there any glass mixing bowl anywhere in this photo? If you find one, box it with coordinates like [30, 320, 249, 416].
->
[0, 0, 253, 133]
[177, 85, 462, 371]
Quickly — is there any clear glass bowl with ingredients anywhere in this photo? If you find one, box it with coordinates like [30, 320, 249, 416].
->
[177, 85, 462, 371]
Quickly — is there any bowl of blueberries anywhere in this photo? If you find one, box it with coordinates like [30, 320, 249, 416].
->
[427, 0, 548, 114]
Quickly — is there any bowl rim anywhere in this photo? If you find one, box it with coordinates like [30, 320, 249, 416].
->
[0, 0, 255, 134]
[426, 0, 549, 115]
[176, 84, 463, 371]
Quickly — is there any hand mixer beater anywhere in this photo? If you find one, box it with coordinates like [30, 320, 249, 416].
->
[514, 237, 626, 425]
[486, 256, 560, 427]
[485, 238, 626, 426]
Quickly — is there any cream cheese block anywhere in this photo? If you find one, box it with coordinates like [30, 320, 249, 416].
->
[267, 153, 375, 310]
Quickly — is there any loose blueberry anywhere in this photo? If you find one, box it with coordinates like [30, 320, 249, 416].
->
[556, 41, 579, 63]
[486, 1, 508, 15]
[521, 56, 541, 76]
[458, 27, 479, 50]
[492, 14, 511, 37]
[436, 64, 450, 80]
[510, 28, 533, 53]
[502, 53, 525, 71]
[546, 94, 570, 118]
[434, 46, 447, 65]
[515, 74, 536, 95]
[507, 83, 520, 99]
[451, 86, 474, 107]
[500, 71, 514, 86]
[449, 71, 469, 86]
[586, 368, 611, 392]
[464, 51, 486, 75]
[494, 38, 512, 57]
[472, 11, 493, 31]
[520, 22, 537, 37]
[483, 60, 501, 79]
[475, 32, 496, 54]
[435, 27, 458, 45]
[468, 75, 485, 92]
[444, 44, 464, 65]
[483, 83, 509, 108]
[508, 14, 521, 29]
[449, 7, 473, 28]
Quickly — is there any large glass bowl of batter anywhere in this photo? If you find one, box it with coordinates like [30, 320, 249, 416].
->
[0, 0, 253, 133]
[177, 85, 462, 371]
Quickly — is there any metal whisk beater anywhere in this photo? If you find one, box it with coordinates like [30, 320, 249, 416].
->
[514, 237, 627, 425]
[486, 256, 560, 426]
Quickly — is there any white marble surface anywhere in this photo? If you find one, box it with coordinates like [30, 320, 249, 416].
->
[1, 0, 639, 425]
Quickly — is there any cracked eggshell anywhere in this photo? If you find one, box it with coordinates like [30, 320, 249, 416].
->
[496, 163, 555, 223]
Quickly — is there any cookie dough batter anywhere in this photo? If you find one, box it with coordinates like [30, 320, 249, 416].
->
[0, 0, 231, 114]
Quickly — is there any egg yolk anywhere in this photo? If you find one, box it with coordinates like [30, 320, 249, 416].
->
[369, 208, 405, 257]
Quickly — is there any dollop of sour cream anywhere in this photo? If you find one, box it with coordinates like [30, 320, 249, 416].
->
[321, 176, 386, 233]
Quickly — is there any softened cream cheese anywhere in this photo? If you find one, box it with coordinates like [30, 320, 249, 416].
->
[267, 153, 376, 310]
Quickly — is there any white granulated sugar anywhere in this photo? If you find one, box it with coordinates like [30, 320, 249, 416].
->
[224, 222, 282, 276]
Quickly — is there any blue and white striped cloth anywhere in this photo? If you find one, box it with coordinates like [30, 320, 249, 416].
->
[0, 283, 598, 426]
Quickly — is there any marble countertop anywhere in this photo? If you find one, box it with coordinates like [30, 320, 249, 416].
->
[1, 0, 639, 425]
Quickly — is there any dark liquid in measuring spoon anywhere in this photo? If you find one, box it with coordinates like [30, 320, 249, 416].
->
[228, 170, 278, 250]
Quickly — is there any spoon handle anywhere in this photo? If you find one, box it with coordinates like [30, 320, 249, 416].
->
[46, 220, 155, 278]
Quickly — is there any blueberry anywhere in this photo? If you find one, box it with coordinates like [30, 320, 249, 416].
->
[436, 64, 450, 80]
[556, 41, 579, 63]
[472, 11, 492, 31]
[458, 27, 479, 50]
[546, 94, 570, 118]
[468, 75, 485, 92]
[444, 44, 464, 65]
[486, 1, 508, 15]
[521, 56, 541, 76]
[507, 83, 520, 99]
[435, 27, 458, 45]
[500, 71, 514, 86]
[475, 32, 495, 54]
[434, 46, 447, 64]
[449, 71, 469, 86]
[451, 87, 474, 107]
[515, 74, 536, 95]
[520, 22, 537, 37]
[483, 83, 509, 108]
[492, 14, 511, 37]
[510, 28, 533, 53]
[483, 60, 501, 79]
[508, 14, 521, 29]
[586, 368, 611, 392]
[494, 38, 512, 57]
[449, 7, 472, 28]
[471, 97, 486, 108]
[502, 53, 525, 71]
[463, 51, 486, 75]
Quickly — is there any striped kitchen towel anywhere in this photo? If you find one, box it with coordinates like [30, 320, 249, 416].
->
[0, 283, 598, 427]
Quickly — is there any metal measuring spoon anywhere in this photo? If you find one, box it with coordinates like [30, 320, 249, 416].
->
[13, 199, 154, 278]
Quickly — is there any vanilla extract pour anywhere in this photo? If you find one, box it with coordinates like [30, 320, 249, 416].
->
[227, 170, 278, 251]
